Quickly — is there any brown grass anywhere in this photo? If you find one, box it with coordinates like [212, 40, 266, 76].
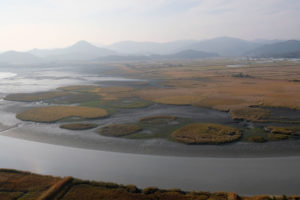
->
[267, 133, 289, 141]
[99, 124, 142, 137]
[0, 169, 60, 200]
[60, 123, 98, 130]
[0, 168, 297, 200]
[267, 126, 300, 136]
[37, 177, 73, 200]
[91, 86, 135, 100]
[229, 107, 270, 122]
[172, 123, 241, 144]
[17, 106, 108, 123]
[130, 61, 300, 120]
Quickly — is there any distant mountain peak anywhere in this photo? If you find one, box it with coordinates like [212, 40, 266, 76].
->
[70, 40, 95, 48]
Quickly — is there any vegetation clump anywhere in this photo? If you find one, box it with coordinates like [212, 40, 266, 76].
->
[17, 106, 108, 123]
[4, 91, 69, 102]
[267, 126, 300, 136]
[229, 107, 269, 122]
[60, 123, 97, 130]
[99, 124, 142, 137]
[267, 133, 289, 141]
[172, 123, 241, 144]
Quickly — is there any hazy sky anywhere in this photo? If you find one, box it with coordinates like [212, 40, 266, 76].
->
[1, 0, 300, 51]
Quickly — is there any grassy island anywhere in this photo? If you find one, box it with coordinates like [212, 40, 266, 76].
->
[172, 123, 241, 144]
[17, 106, 108, 123]
[60, 123, 98, 130]
[99, 124, 142, 137]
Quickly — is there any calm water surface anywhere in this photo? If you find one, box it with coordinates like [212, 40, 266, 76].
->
[0, 135, 299, 195]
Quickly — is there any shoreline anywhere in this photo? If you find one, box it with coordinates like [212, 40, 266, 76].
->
[2, 127, 300, 158]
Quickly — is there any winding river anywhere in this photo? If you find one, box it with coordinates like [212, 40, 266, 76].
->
[0, 66, 300, 195]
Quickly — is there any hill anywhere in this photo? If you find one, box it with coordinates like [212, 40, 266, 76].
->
[29, 40, 116, 61]
[185, 37, 261, 56]
[247, 40, 300, 58]
[107, 40, 198, 55]
[97, 49, 218, 61]
[0, 51, 42, 65]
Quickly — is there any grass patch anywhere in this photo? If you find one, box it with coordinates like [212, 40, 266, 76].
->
[4, 91, 70, 102]
[60, 123, 98, 130]
[267, 126, 300, 136]
[267, 133, 289, 141]
[154, 95, 202, 105]
[0, 169, 61, 200]
[45, 92, 100, 104]
[126, 117, 192, 140]
[17, 106, 108, 123]
[171, 123, 241, 144]
[229, 107, 270, 122]
[243, 127, 292, 142]
[99, 124, 142, 137]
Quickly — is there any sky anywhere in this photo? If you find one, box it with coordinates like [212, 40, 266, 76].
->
[0, 0, 300, 51]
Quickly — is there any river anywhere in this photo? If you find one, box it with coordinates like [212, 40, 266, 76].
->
[0, 135, 299, 195]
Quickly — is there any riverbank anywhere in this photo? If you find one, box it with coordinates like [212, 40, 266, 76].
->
[1, 135, 300, 195]
[0, 168, 299, 200]
[0, 169, 300, 200]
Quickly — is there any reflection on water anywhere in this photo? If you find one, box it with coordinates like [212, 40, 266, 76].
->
[0, 69, 143, 93]
[0, 135, 299, 195]
[0, 72, 17, 79]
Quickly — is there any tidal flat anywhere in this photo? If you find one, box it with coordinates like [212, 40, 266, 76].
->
[1, 59, 300, 195]
[1, 59, 300, 157]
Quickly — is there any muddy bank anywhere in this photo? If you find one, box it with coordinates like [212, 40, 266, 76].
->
[2, 103, 300, 157]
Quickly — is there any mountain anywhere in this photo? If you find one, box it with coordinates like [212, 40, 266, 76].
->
[107, 37, 266, 56]
[29, 40, 116, 61]
[162, 49, 218, 59]
[252, 39, 284, 45]
[97, 49, 218, 61]
[0, 51, 42, 65]
[107, 40, 197, 55]
[185, 37, 261, 56]
[247, 40, 300, 58]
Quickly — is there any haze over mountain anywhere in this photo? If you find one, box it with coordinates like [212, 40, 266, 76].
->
[107, 40, 197, 55]
[97, 49, 219, 62]
[106, 37, 278, 56]
[247, 40, 300, 58]
[0, 51, 42, 65]
[182, 37, 260, 56]
[29, 40, 116, 61]
[1, 37, 300, 65]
